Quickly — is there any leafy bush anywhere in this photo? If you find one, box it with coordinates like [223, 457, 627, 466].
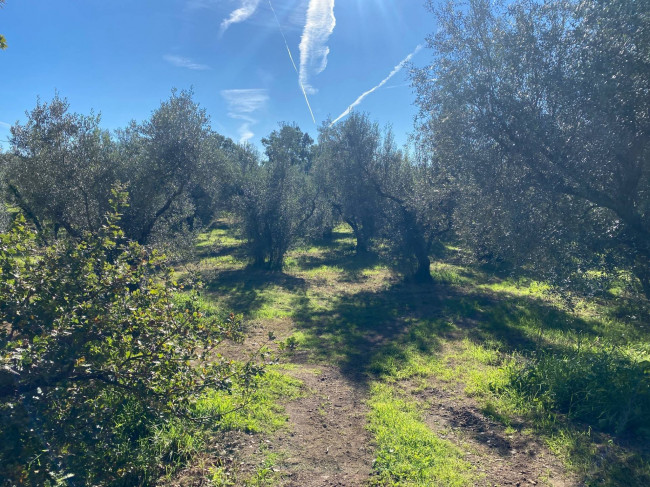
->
[0, 196, 264, 485]
[513, 345, 650, 435]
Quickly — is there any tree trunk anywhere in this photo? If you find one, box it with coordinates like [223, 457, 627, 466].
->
[138, 184, 186, 245]
[356, 234, 369, 255]
[252, 250, 266, 268]
[402, 208, 433, 283]
[638, 270, 650, 301]
[413, 252, 433, 283]
[345, 218, 369, 255]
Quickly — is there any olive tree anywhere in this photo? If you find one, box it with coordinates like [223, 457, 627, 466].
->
[316, 113, 384, 254]
[4, 95, 115, 240]
[3, 90, 225, 246]
[414, 0, 650, 297]
[115, 89, 217, 244]
[371, 133, 456, 283]
[234, 124, 317, 270]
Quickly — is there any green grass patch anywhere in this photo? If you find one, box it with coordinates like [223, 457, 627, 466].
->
[429, 262, 475, 286]
[250, 287, 299, 320]
[196, 369, 304, 434]
[513, 344, 650, 435]
[196, 226, 245, 249]
[302, 264, 345, 279]
[367, 324, 447, 382]
[367, 383, 476, 486]
[424, 339, 650, 485]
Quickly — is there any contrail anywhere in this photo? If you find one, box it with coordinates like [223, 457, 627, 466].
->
[299, 0, 336, 95]
[268, 0, 317, 125]
[331, 44, 423, 126]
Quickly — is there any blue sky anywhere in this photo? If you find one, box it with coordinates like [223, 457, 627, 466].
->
[0, 1, 433, 150]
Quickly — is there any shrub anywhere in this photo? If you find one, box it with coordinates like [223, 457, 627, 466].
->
[513, 345, 650, 435]
[0, 195, 263, 485]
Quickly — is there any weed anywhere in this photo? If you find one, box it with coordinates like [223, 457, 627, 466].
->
[196, 369, 304, 434]
[367, 383, 476, 486]
[512, 345, 650, 435]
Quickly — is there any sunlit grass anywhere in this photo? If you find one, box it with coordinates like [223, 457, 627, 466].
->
[367, 383, 477, 486]
[301, 264, 345, 280]
[188, 221, 650, 486]
[250, 287, 296, 320]
[196, 225, 245, 249]
[195, 368, 304, 434]
[429, 262, 475, 286]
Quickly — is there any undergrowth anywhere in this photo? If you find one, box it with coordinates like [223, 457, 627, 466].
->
[181, 221, 650, 486]
[367, 383, 476, 486]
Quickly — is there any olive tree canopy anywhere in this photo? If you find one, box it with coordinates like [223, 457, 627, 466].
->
[414, 0, 650, 297]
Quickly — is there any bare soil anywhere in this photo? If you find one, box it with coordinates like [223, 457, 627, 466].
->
[274, 365, 374, 487]
[414, 383, 576, 487]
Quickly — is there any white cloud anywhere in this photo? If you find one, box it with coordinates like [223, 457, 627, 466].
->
[164, 54, 210, 70]
[268, 0, 316, 124]
[0, 121, 11, 129]
[221, 89, 269, 118]
[237, 123, 255, 142]
[221, 89, 269, 142]
[299, 0, 336, 95]
[331, 45, 423, 125]
[220, 0, 262, 34]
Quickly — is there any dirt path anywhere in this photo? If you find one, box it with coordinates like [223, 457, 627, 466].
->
[269, 346, 576, 487]
[214, 312, 577, 486]
[416, 383, 576, 487]
[184, 231, 584, 486]
[276, 365, 374, 486]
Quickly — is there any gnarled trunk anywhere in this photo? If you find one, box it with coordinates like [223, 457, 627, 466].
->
[413, 252, 433, 283]
[636, 268, 650, 301]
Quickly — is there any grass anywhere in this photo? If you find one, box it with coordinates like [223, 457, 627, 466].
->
[367, 383, 477, 486]
[150, 367, 303, 484]
[175, 220, 650, 485]
[195, 368, 304, 434]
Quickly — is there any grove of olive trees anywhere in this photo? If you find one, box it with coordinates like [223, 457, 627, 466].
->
[1, 0, 648, 484]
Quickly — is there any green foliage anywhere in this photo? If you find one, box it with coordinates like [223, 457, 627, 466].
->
[4, 94, 115, 239]
[115, 88, 218, 244]
[316, 113, 383, 255]
[0, 198, 263, 485]
[371, 134, 456, 282]
[3, 89, 232, 247]
[414, 0, 650, 298]
[316, 113, 456, 282]
[234, 124, 318, 270]
[513, 345, 650, 435]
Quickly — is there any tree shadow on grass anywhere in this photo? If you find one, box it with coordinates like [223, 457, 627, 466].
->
[290, 278, 649, 483]
[204, 267, 309, 317]
[292, 281, 452, 382]
[293, 247, 383, 283]
[197, 244, 243, 259]
[291, 279, 608, 384]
